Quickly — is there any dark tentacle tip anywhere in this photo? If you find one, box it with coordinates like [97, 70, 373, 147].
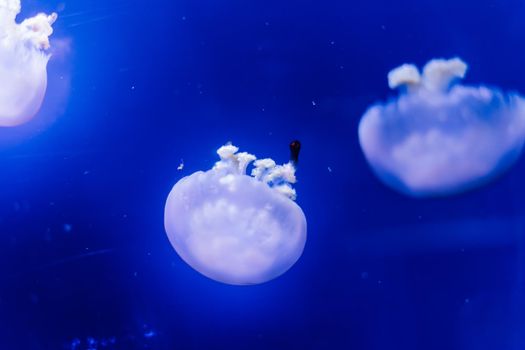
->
[289, 140, 301, 165]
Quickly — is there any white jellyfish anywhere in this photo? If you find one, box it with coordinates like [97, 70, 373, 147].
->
[164, 144, 307, 285]
[0, 0, 57, 127]
[359, 57, 525, 196]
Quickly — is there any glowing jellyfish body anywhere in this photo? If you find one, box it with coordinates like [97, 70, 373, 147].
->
[0, 0, 57, 126]
[359, 58, 525, 196]
[165, 144, 307, 285]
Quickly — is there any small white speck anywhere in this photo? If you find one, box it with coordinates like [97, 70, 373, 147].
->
[327, 166, 332, 173]
[311, 100, 317, 106]
[177, 160, 184, 171]
[131, 85, 135, 90]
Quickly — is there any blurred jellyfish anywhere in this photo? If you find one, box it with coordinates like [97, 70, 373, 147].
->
[164, 143, 307, 285]
[359, 58, 525, 196]
[0, 0, 57, 127]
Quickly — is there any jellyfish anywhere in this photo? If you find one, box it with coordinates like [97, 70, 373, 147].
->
[358, 57, 525, 197]
[164, 143, 307, 285]
[0, 0, 57, 127]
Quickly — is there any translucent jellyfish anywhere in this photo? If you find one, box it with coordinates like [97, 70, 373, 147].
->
[0, 0, 57, 127]
[359, 58, 525, 196]
[164, 144, 307, 285]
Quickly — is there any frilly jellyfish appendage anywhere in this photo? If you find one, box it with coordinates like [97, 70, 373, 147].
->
[0, 0, 57, 126]
[164, 144, 307, 285]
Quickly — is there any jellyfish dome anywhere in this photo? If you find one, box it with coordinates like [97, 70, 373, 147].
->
[359, 58, 525, 197]
[0, 0, 57, 127]
[164, 144, 307, 285]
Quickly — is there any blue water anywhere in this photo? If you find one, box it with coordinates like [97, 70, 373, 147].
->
[1, 0, 525, 349]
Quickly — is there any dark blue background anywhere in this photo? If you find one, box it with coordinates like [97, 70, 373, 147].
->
[1, 0, 525, 348]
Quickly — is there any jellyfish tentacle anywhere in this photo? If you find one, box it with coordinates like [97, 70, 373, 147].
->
[214, 144, 256, 175]
[20, 12, 58, 50]
[388, 64, 421, 91]
[251, 158, 276, 182]
[236, 152, 256, 174]
[422, 58, 467, 92]
[213, 143, 299, 200]
[289, 140, 301, 164]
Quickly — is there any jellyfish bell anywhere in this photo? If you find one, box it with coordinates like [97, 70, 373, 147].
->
[0, 0, 57, 127]
[359, 57, 525, 197]
[164, 144, 307, 285]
